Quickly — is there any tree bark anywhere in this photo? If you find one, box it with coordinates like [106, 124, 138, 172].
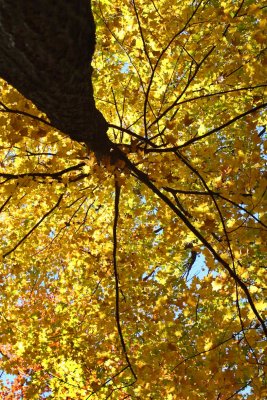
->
[0, 0, 110, 156]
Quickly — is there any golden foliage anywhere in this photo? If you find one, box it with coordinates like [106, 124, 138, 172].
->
[0, 0, 266, 398]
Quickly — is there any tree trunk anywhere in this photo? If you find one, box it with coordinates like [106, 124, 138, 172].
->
[0, 0, 110, 156]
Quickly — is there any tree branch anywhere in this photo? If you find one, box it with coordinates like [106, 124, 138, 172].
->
[3, 193, 64, 258]
[0, 101, 53, 127]
[113, 177, 137, 382]
[147, 102, 267, 153]
[0, 163, 86, 182]
[111, 145, 267, 336]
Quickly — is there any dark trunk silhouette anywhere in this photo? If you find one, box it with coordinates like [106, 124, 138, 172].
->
[0, 0, 110, 157]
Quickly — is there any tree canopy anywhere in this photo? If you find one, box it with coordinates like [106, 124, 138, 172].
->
[0, 0, 266, 399]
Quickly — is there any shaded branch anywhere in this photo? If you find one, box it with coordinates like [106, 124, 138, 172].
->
[0, 101, 53, 127]
[144, 1, 208, 135]
[170, 83, 266, 110]
[113, 177, 137, 382]
[0, 163, 85, 182]
[3, 193, 64, 258]
[176, 102, 267, 150]
[147, 102, 267, 153]
[108, 123, 149, 143]
[87, 365, 129, 399]
[0, 194, 12, 213]
[148, 44, 215, 131]
[132, 0, 152, 70]
[111, 145, 267, 336]
[163, 186, 266, 229]
[171, 326, 260, 373]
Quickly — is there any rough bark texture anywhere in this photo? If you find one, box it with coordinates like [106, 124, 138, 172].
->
[0, 0, 110, 156]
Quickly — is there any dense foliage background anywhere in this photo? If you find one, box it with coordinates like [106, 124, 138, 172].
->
[0, 0, 266, 398]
